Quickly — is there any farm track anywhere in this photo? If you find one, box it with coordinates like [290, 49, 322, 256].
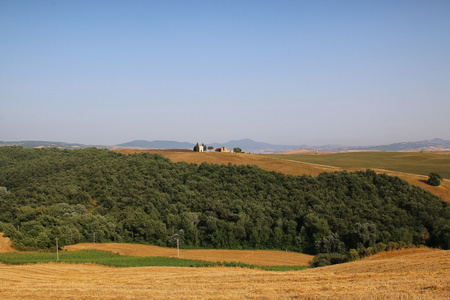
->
[0, 248, 448, 299]
[114, 150, 450, 202]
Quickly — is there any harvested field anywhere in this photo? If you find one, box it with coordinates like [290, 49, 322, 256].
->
[63, 243, 313, 266]
[113, 149, 450, 202]
[270, 151, 450, 179]
[0, 248, 448, 299]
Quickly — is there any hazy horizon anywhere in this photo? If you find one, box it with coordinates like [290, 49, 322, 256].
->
[2, 1, 449, 146]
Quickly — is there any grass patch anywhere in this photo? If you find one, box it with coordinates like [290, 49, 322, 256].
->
[0, 250, 308, 271]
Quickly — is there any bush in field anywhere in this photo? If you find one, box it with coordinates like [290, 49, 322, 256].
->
[427, 173, 443, 186]
[309, 253, 348, 268]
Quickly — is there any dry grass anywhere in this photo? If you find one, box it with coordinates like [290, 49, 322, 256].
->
[0, 233, 14, 254]
[0, 248, 448, 299]
[113, 149, 450, 202]
[63, 243, 313, 266]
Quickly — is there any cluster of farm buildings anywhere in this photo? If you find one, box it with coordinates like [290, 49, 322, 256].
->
[195, 144, 234, 153]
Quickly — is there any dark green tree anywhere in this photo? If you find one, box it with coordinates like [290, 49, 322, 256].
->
[193, 143, 200, 152]
[233, 147, 242, 153]
[427, 173, 443, 186]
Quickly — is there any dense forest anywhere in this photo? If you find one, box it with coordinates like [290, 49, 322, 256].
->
[0, 147, 449, 255]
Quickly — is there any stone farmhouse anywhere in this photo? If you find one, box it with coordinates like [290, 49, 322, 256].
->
[215, 147, 233, 153]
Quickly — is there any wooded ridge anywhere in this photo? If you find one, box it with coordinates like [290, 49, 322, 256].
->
[0, 147, 448, 254]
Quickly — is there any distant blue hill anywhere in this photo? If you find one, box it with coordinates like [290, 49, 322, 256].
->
[0, 140, 89, 149]
[116, 139, 307, 153]
[116, 140, 195, 149]
[116, 138, 450, 153]
[208, 139, 307, 153]
[2, 138, 449, 153]
[331, 138, 450, 152]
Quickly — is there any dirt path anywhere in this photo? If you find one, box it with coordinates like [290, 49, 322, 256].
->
[63, 243, 313, 266]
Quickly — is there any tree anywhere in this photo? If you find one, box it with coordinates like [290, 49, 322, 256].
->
[193, 143, 200, 152]
[314, 232, 346, 254]
[207, 146, 214, 151]
[426, 173, 443, 186]
[233, 147, 242, 153]
[351, 223, 377, 249]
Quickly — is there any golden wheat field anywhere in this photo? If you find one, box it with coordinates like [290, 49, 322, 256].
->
[113, 149, 450, 203]
[63, 243, 313, 266]
[0, 247, 449, 299]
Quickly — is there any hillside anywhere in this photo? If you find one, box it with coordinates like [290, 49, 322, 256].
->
[114, 149, 450, 203]
[1, 147, 449, 254]
[0, 248, 448, 299]
[270, 151, 450, 179]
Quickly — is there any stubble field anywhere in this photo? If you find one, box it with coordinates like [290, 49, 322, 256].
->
[0, 247, 448, 299]
[1, 210, 449, 298]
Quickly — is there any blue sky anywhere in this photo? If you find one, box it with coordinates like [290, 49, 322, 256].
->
[1, 0, 449, 146]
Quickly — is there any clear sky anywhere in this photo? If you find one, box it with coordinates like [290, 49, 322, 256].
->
[1, 0, 449, 146]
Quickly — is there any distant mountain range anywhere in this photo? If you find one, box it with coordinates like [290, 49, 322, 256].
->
[115, 138, 450, 153]
[116, 140, 195, 149]
[1, 138, 450, 153]
[0, 140, 89, 149]
[324, 138, 450, 153]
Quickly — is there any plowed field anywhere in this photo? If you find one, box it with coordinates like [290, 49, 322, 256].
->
[63, 243, 313, 266]
[1, 248, 448, 299]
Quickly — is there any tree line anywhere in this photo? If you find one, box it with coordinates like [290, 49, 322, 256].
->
[0, 147, 449, 254]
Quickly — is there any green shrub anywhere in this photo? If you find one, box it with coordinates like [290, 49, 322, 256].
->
[348, 249, 359, 261]
[309, 253, 348, 268]
[426, 173, 443, 186]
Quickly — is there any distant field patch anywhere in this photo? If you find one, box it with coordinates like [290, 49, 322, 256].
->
[63, 243, 313, 267]
[0, 250, 308, 271]
[268, 152, 450, 179]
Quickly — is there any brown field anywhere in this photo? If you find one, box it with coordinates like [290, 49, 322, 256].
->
[1, 247, 448, 299]
[63, 243, 313, 266]
[113, 149, 450, 202]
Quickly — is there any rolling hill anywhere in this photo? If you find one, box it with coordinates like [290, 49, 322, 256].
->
[114, 149, 450, 203]
[0, 246, 448, 299]
[269, 151, 450, 179]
